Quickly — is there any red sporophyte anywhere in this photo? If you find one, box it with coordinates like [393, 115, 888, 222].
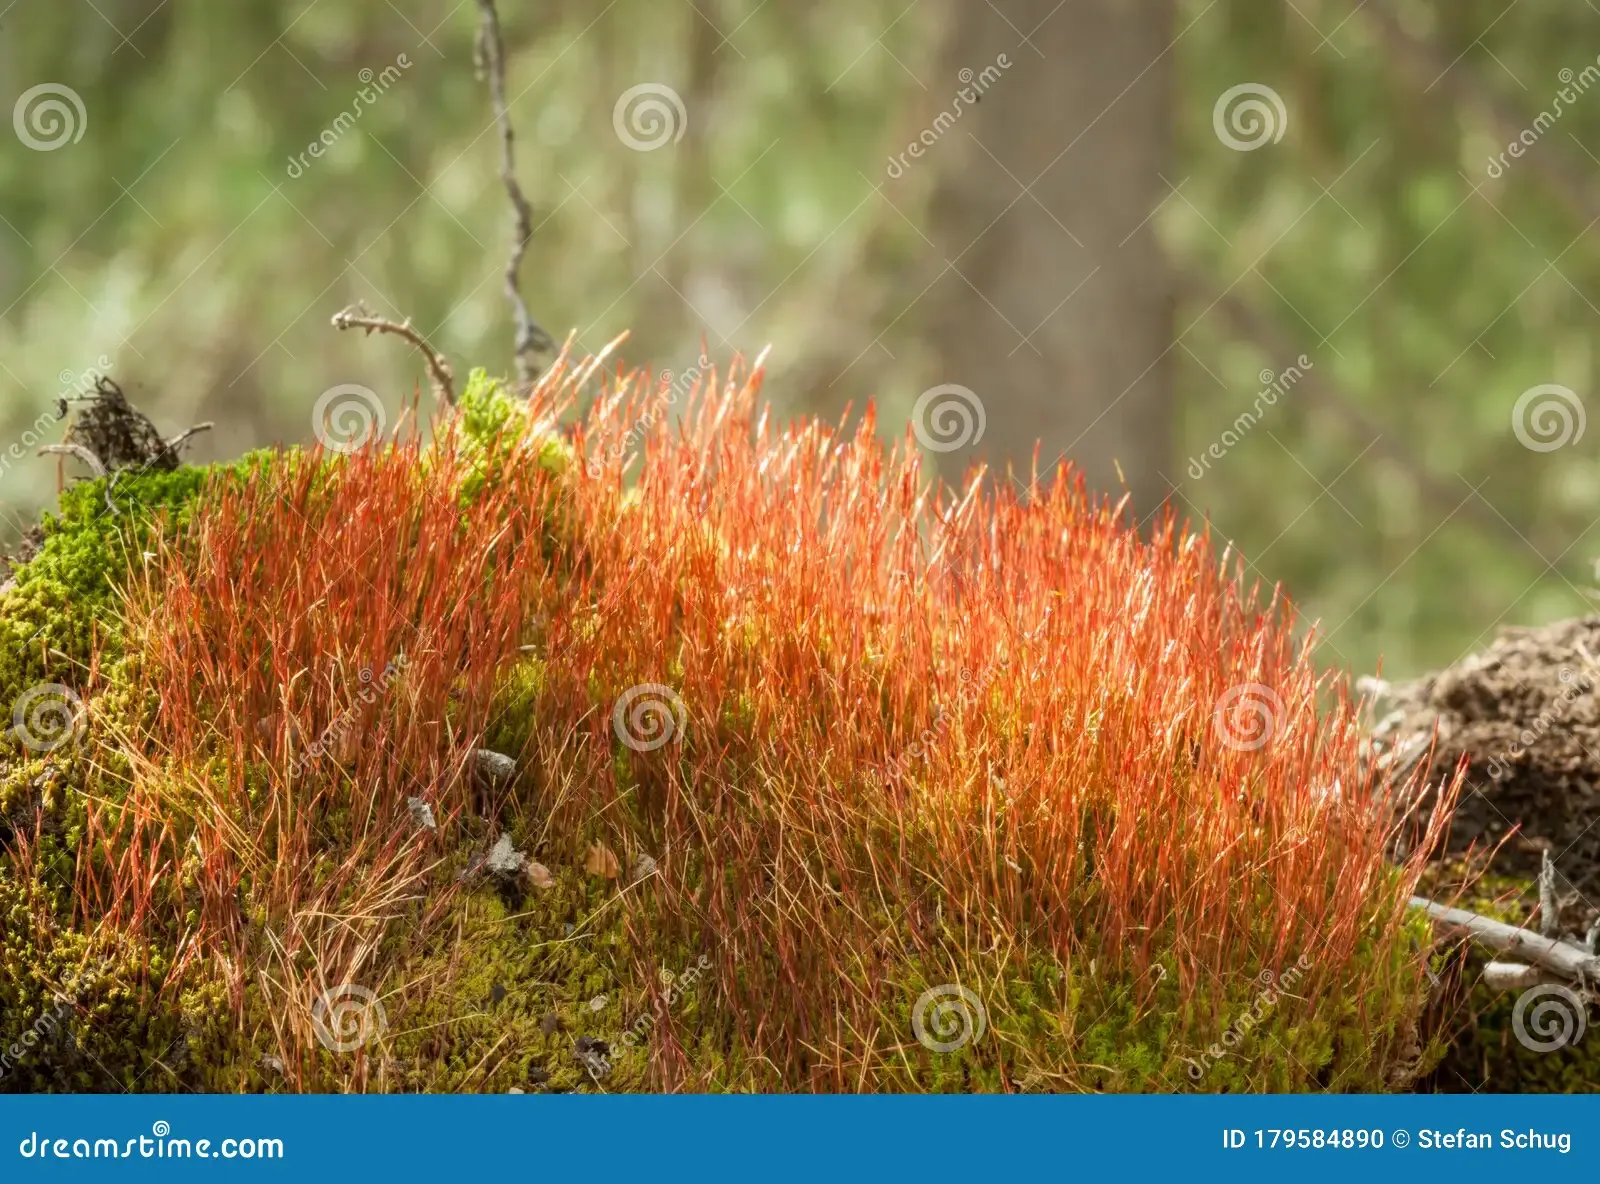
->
[88, 348, 1458, 1089]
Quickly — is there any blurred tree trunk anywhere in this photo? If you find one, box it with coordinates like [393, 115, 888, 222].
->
[918, 0, 1174, 517]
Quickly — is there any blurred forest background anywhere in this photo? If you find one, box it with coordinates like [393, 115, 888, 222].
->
[2, 0, 1597, 681]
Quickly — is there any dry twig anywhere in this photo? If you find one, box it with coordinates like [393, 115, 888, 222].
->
[475, 0, 554, 385]
[331, 304, 455, 405]
[1411, 895, 1600, 985]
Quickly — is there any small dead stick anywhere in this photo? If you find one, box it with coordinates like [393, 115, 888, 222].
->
[331, 305, 455, 405]
[1410, 895, 1600, 985]
[39, 423, 213, 472]
[475, 0, 554, 385]
[165, 422, 215, 452]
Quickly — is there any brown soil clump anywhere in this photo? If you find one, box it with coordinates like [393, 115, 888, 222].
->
[1370, 614, 1600, 935]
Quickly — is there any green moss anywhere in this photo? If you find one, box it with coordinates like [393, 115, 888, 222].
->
[0, 870, 249, 1093]
[0, 374, 1481, 1094]
[372, 866, 665, 1092]
[0, 453, 279, 716]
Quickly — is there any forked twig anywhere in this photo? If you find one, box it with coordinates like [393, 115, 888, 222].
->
[1411, 895, 1600, 985]
[475, 0, 554, 385]
[331, 305, 455, 405]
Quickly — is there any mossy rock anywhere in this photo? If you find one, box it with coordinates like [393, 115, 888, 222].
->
[0, 378, 1458, 1093]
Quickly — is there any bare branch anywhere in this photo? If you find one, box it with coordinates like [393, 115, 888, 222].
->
[475, 0, 554, 386]
[167, 422, 215, 453]
[37, 443, 107, 474]
[1481, 961, 1563, 992]
[331, 304, 455, 405]
[1411, 895, 1600, 984]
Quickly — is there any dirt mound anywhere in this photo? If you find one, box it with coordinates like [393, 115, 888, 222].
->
[1370, 614, 1600, 934]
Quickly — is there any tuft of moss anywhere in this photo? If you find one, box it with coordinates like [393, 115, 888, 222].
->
[0, 359, 1476, 1093]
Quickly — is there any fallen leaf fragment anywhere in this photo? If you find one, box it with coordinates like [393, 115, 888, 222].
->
[526, 862, 555, 889]
[585, 841, 620, 879]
